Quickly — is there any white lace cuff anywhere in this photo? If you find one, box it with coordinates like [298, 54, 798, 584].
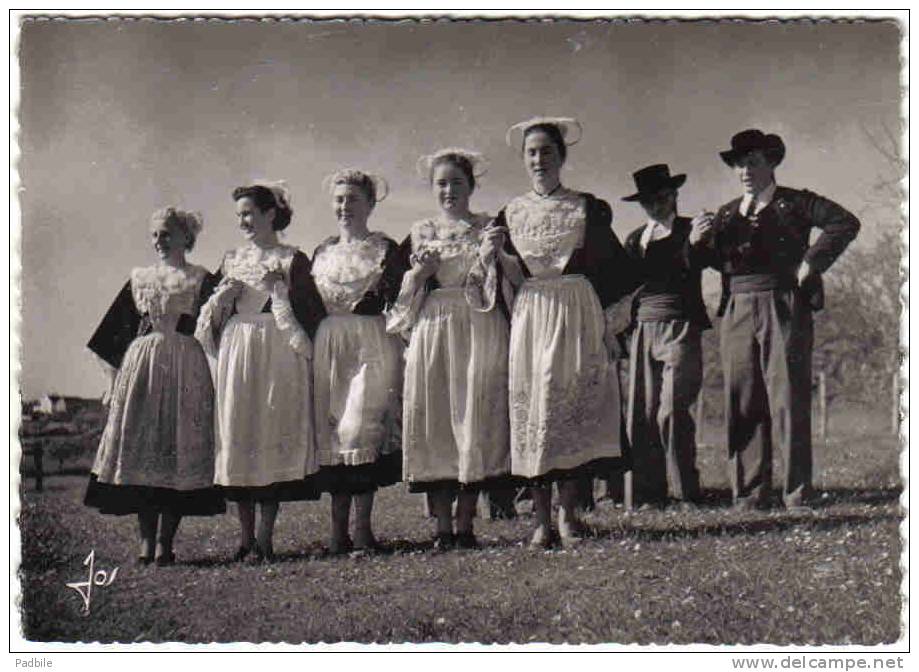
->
[270, 282, 313, 360]
[385, 271, 426, 337]
[194, 282, 236, 357]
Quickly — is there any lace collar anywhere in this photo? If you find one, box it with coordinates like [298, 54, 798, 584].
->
[412, 213, 490, 246]
[131, 263, 205, 293]
[312, 232, 389, 285]
[505, 189, 587, 276]
[506, 187, 586, 226]
[312, 232, 390, 314]
[130, 264, 206, 313]
[223, 243, 298, 289]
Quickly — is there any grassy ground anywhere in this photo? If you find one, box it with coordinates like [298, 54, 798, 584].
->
[16, 421, 903, 645]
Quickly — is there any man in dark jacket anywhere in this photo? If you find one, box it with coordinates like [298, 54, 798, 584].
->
[621, 164, 711, 508]
[690, 129, 860, 510]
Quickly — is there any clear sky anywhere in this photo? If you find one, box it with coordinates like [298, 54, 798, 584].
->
[16, 18, 903, 399]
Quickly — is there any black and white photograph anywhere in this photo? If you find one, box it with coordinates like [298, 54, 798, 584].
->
[9, 9, 909, 655]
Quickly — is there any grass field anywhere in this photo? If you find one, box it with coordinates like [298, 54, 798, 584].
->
[16, 413, 903, 645]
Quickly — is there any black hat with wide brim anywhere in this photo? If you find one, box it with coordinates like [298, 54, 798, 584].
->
[719, 129, 786, 167]
[622, 164, 687, 202]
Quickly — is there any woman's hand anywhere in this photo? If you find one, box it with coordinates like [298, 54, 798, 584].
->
[211, 278, 243, 325]
[217, 277, 245, 299]
[479, 226, 508, 264]
[796, 260, 815, 286]
[689, 211, 716, 245]
[410, 248, 440, 282]
[262, 270, 287, 292]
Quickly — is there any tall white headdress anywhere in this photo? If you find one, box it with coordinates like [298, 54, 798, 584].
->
[505, 116, 583, 150]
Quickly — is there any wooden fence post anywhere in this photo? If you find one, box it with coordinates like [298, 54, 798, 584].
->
[34, 444, 44, 492]
[695, 392, 705, 446]
[817, 372, 828, 441]
[892, 370, 899, 434]
[623, 470, 633, 512]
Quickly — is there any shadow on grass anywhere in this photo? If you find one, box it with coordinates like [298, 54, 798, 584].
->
[588, 487, 903, 545]
[176, 486, 903, 566]
[179, 538, 449, 568]
[813, 486, 903, 507]
[591, 510, 903, 545]
[693, 485, 903, 509]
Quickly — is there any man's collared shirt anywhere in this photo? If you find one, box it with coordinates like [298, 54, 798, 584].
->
[639, 212, 676, 253]
[739, 181, 777, 217]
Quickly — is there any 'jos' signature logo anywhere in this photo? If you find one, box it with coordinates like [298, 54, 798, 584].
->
[65, 550, 118, 615]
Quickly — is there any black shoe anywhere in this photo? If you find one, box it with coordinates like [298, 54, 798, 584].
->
[329, 536, 354, 556]
[136, 554, 154, 566]
[253, 544, 276, 564]
[454, 532, 479, 550]
[433, 532, 454, 551]
[232, 545, 252, 562]
[352, 537, 382, 556]
[154, 552, 175, 567]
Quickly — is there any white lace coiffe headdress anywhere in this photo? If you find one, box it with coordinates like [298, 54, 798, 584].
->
[251, 179, 293, 211]
[322, 168, 389, 206]
[505, 116, 583, 150]
[416, 147, 489, 181]
[151, 207, 204, 239]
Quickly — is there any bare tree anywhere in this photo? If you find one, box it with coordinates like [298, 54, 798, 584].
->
[813, 121, 903, 404]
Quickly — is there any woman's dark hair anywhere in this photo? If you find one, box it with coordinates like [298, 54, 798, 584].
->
[232, 185, 293, 231]
[523, 123, 567, 163]
[429, 153, 476, 191]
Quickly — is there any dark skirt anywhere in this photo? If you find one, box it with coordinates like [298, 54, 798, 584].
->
[218, 478, 321, 503]
[315, 450, 402, 495]
[515, 420, 632, 487]
[84, 474, 226, 516]
[518, 455, 630, 488]
[407, 473, 518, 494]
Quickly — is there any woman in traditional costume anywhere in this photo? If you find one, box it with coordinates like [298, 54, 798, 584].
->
[85, 207, 224, 566]
[387, 149, 511, 550]
[494, 118, 640, 548]
[311, 169, 407, 554]
[195, 182, 326, 563]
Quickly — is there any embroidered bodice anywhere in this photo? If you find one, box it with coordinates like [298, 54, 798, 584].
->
[410, 214, 491, 288]
[130, 264, 208, 332]
[312, 233, 389, 314]
[222, 243, 298, 315]
[504, 188, 587, 279]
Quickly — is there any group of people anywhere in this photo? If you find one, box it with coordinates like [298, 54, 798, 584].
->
[83, 117, 860, 566]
